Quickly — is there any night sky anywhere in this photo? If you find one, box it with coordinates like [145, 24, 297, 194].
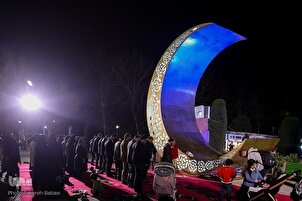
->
[0, 1, 301, 135]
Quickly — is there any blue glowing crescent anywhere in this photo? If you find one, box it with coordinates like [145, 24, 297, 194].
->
[147, 23, 246, 162]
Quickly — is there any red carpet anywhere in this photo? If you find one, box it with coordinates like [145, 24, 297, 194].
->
[19, 163, 34, 200]
[143, 170, 292, 201]
[13, 163, 293, 201]
[19, 163, 75, 200]
[173, 173, 292, 201]
[18, 163, 152, 200]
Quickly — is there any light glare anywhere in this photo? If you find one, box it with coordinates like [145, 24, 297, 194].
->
[20, 95, 41, 111]
[27, 80, 33, 86]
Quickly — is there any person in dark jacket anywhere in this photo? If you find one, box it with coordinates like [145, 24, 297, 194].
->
[132, 135, 150, 195]
[146, 136, 157, 169]
[98, 135, 108, 173]
[89, 135, 96, 165]
[127, 134, 140, 188]
[92, 133, 101, 168]
[113, 137, 123, 181]
[161, 138, 174, 164]
[104, 134, 116, 177]
[120, 133, 132, 184]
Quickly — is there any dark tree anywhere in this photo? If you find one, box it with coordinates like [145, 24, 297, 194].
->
[229, 114, 252, 132]
[277, 116, 301, 156]
[83, 52, 117, 135]
[208, 99, 227, 153]
[113, 50, 153, 134]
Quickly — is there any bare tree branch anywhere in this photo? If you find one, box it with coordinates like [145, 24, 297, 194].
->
[83, 51, 117, 134]
[112, 50, 153, 134]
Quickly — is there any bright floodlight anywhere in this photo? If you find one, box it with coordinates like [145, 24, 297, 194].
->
[20, 95, 41, 111]
[27, 80, 33, 86]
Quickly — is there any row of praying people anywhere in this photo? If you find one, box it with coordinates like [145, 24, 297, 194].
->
[88, 133, 157, 199]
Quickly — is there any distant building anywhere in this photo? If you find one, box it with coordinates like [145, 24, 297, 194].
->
[195, 105, 210, 143]
[225, 131, 278, 152]
[195, 104, 278, 152]
[195, 105, 210, 119]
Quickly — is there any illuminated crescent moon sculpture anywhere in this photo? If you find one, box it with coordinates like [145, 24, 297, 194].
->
[146, 23, 246, 174]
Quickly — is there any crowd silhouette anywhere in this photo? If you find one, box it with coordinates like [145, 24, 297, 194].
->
[0, 131, 159, 200]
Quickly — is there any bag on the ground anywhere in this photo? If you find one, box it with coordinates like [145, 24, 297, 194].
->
[257, 150, 276, 169]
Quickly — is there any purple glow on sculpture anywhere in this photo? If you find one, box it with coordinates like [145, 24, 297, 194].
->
[161, 23, 246, 160]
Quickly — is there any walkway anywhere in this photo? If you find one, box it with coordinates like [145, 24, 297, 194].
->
[1, 149, 294, 201]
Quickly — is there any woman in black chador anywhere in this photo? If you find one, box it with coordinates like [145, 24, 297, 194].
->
[74, 137, 88, 179]
[2, 133, 21, 194]
[2, 133, 21, 178]
[46, 134, 64, 191]
[33, 134, 48, 191]
[161, 138, 174, 164]
[66, 135, 76, 175]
